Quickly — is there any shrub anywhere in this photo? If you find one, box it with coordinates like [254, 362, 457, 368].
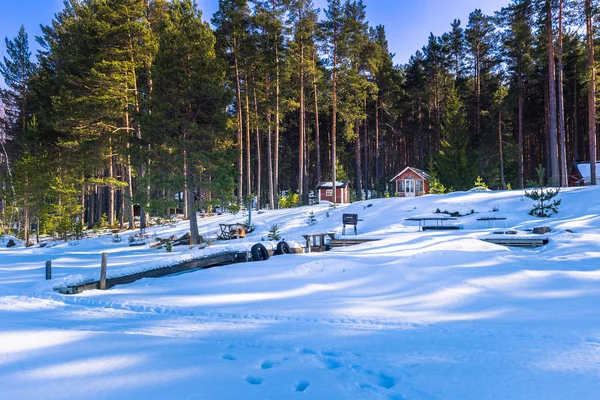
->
[525, 165, 561, 218]
[268, 224, 281, 240]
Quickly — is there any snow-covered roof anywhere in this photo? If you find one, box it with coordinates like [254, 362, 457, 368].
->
[389, 167, 432, 182]
[316, 181, 350, 189]
[574, 162, 600, 185]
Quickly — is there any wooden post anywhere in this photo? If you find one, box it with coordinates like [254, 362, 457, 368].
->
[99, 252, 108, 290]
[45, 261, 51, 280]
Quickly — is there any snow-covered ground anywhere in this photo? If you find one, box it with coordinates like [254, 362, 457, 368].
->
[1, 187, 600, 399]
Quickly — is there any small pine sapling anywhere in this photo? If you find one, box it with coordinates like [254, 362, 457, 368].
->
[307, 210, 316, 226]
[473, 176, 488, 190]
[268, 223, 281, 240]
[166, 239, 172, 252]
[524, 165, 561, 217]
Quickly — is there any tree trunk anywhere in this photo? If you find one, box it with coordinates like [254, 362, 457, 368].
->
[375, 99, 380, 193]
[331, 49, 338, 203]
[266, 73, 275, 209]
[557, 0, 567, 186]
[354, 120, 362, 200]
[546, 0, 559, 184]
[518, 72, 525, 188]
[274, 35, 280, 205]
[253, 83, 261, 210]
[299, 41, 305, 201]
[499, 109, 506, 190]
[587, 0, 597, 185]
[108, 137, 115, 226]
[234, 38, 244, 203]
[363, 98, 369, 200]
[313, 49, 321, 185]
[183, 133, 189, 220]
[574, 63, 579, 161]
[244, 81, 252, 200]
[189, 204, 199, 245]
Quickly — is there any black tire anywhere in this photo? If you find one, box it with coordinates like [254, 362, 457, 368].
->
[276, 241, 291, 255]
[251, 243, 270, 261]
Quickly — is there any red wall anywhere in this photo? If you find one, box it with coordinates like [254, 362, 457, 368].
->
[319, 187, 349, 203]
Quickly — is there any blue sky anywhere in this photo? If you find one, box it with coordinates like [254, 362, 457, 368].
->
[0, 0, 510, 86]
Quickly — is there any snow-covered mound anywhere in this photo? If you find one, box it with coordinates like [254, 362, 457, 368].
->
[1, 187, 600, 399]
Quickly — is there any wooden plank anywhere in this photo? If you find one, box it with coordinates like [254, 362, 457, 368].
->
[480, 238, 548, 248]
[60, 251, 239, 295]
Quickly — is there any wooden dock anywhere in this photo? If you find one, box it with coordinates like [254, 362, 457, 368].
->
[58, 251, 244, 295]
[480, 237, 549, 248]
[329, 238, 380, 248]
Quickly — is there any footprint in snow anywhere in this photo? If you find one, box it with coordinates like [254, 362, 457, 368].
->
[295, 380, 310, 392]
[222, 354, 237, 361]
[260, 360, 276, 369]
[245, 375, 264, 385]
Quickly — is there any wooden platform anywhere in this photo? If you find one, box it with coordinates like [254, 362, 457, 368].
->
[329, 238, 380, 248]
[58, 251, 243, 295]
[480, 237, 549, 248]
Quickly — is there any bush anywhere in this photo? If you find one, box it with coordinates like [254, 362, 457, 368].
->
[473, 176, 488, 189]
[525, 165, 561, 218]
[307, 210, 316, 226]
[268, 224, 281, 240]
[278, 193, 301, 209]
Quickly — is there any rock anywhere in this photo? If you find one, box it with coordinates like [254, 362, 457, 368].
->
[6, 239, 16, 248]
[532, 227, 551, 234]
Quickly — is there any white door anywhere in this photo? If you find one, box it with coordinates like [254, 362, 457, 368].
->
[405, 179, 415, 197]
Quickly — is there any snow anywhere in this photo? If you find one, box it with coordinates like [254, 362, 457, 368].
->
[2, 187, 600, 399]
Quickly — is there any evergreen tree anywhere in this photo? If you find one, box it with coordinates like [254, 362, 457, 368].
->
[435, 85, 475, 190]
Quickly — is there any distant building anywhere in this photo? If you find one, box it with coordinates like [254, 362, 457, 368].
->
[389, 167, 431, 197]
[316, 181, 351, 204]
[569, 162, 600, 186]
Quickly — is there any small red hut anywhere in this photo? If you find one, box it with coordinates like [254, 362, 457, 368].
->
[569, 162, 600, 186]
[316, 181, 351, 204]
[389, 167, 431, 197]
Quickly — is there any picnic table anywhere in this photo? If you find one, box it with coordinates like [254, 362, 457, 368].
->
[218, 223, 253, 240]
[301, 232, 336, 253]
[476, 216, 507, 228]
[405, 216, 458, 231]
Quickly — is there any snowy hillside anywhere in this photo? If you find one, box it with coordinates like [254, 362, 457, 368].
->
[1, 187, 600, 399]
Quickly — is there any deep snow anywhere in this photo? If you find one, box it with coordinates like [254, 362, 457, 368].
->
[1, 187, 600, 399]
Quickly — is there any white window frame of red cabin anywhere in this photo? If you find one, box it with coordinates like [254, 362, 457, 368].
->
[325, 189, 333, 196]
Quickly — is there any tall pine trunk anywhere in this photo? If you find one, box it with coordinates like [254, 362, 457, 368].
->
[245, 81, 251, 199]
[546, 0, 559, 184]
[499, 108, 506, 190]
[587, 0, 597, 185]
[234, 37, 244, 204]
[313, 50, 321, 184]
[253, 83, 261, 210]
[266, 73, 275, 209]
[274, 36, 280, 206]
[331, 48, 338, 203]
[299, 40, 305, 201]
[518, 72, 525, 188]
[355, 120, 362, 200]
[557, 0, 567, 186]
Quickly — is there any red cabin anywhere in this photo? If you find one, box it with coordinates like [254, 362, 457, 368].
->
[389, 167, 431, 197]
[569, 162, 600, 186]
[316, 181, 350, 204]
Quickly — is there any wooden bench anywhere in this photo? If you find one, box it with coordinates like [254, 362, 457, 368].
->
[405, 216, 458, 231]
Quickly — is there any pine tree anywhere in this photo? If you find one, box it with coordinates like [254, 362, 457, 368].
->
[525, 165, 561, 217]
[435, 85, 475, 191]
[152, 0, 235, 234]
